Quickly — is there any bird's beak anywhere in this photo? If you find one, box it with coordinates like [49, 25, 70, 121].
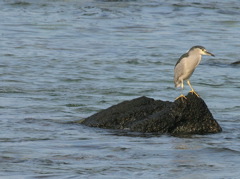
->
[205, 51, 215, 57]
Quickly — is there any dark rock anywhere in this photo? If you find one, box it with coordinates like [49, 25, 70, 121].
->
[78, 93, 222, 135]
[231, 61, 240, 65]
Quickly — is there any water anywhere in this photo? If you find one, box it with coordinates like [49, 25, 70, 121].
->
[0, 0, 240, 178]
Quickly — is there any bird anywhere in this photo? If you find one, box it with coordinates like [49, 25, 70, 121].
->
[174, 45, 215, 100]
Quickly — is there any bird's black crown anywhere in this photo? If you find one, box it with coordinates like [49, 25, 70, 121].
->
[190, 45, 206, 51]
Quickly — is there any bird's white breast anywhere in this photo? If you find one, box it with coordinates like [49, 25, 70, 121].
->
[181, 54, 202, 79]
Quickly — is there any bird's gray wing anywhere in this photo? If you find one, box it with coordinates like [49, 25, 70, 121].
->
[175, 53, 189, 67]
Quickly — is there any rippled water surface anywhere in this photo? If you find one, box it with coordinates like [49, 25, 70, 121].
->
[1, 0, 240, 178]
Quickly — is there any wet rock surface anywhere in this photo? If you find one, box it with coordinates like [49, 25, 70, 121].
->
[79, 93, 222, 135]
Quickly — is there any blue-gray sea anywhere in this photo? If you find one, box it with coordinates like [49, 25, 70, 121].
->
[1, 0, 240, 178]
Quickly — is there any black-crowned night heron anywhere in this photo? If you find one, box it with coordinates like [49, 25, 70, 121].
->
[174, 45, 214, 100]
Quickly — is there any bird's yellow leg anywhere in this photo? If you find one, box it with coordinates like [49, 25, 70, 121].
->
[175, 94, 187, 101]
[187, 80, 200, 97]
[175, 80, 187, 100]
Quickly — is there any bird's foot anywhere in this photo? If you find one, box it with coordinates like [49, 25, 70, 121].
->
[189, 90, 200, 97]
[175, 94, 187, 101]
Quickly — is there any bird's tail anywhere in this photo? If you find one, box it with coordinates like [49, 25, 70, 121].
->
[174, 79, 181, 88]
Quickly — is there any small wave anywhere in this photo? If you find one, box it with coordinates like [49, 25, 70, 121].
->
[207, 147, 240, 154]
